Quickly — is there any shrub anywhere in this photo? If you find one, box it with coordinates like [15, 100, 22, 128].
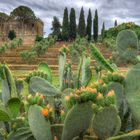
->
[20, 51, 37, 64]
[116, 29, 139, 64]
[8, 30, 16, 40]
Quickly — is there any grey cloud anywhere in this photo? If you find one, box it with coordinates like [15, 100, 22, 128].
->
[0, 0, 140, 36]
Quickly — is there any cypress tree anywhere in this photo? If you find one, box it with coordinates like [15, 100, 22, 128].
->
[101, 22, 105, 41]
[78, 7, 86, 37]
[93, 9, 98, 42]
[62, 7, 69, 40]
[69, 8, 76, 40]
[86, 9, 92, 41]
[114, 20, 117, 26]
[51, 16, 61, 39]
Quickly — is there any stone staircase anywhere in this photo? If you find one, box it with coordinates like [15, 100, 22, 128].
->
[0, 42, 127, 78]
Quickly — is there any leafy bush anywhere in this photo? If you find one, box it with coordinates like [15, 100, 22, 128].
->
[8, 30, 16, 40]
[0, 38, 23, 54]
[103, 38, 116, 49]
[20, 51, 37, 64]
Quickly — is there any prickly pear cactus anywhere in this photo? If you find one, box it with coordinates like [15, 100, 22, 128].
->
[92, 106, 121, 139]
[62, 102, 94, 140]
[0, 64, 17, 105]
[28, 105, 52, 140]
[125, 63, 140, 123]
[116, 29, 138, 63]
[107, 82, 124, 109]
[29, 77, 60, 96]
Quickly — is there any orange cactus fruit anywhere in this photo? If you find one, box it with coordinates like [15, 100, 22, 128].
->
[65, 79, 68, 84]
[107, 90, 115, 97]
[65, 96, 70, 101]
[99, 80, 103, 85]
[41, 108, 49, 117]
[97, 93, 104, 100]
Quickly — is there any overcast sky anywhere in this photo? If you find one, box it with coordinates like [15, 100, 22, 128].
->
[0, 0, 140, 36]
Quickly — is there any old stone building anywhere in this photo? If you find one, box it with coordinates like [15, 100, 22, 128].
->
[0, 18, 44, 45]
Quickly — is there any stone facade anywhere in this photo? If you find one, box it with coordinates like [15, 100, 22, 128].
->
[0, 19, 44, 45]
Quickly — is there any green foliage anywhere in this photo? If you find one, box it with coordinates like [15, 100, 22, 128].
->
[20, 51, 37, 64]
[29, 77, 60, 96]
[28, 105, 52, 140]
[86, 9, 92, 41]
[10, 6, 36, 21]
[0, 108, 11, 121]
[7, 98, 21, 118]
[0, 38, 23, 54]
[70, 37, 88, 63]
[78, 7, 86, 37]
[62, 102, 94, 140]
[35, 35, 44, 42]
[116, 29, 139, 63]
[101, 22, 105, 41]
[69, 8, 76, 40]
[8, 30, 16, 40]
[92, 106, 121, 139]
[90, 44, 115, 72]
[51, 16, 61, 40]
[103, 38, 116, 49]
[62, 7, 69, 41]
[125, 63, 140, 123]
[107, 129, 140, 140]
[21, 36, 56, 63]
[93, 9, 98, 42]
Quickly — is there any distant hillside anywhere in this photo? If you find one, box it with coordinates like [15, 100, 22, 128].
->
[104, 22, 140, 39]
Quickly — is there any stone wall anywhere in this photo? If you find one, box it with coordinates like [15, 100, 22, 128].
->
[0, 19, 44, 45]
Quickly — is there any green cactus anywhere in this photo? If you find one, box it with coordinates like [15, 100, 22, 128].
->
[107, 129, 140, 140]
[28, 105, 52, 140]
[59, 52, 67, 91]
[107, 82, 124, 109]
[0, 64, 17, 105]
[92, 106, 121, 140]
[116, 29, 139, 63]
[7, 127, 35, 140]
[38, 62, 52, 83]
[29, 77, 60, 96]
[90, 44, 115, 72]
[62, 102, 94, 140]
[81, 56, 92, 87]
[7, 98, 21, 119]
[125, 63, 140, 123]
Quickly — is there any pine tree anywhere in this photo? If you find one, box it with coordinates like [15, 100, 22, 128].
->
[51, 16, 61, 39]
[101, 22, 105, 41]
[114, 20, 117, 26]
[86, 9, 92, 41]
[69, 8, 76, 40]
[62, 7, 69, 41]
[93, 9, 98, 42]
[78, 7, 86, 37]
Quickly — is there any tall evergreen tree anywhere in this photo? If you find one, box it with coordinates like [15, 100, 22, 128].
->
[93, 9, 98, 42]
[69, 8, 76, 40]
[51, 16, 61, 39]
[101, 22, 105, 41]
[114, 20, 117, 26]
[62, 7, 69, 40]
[86, 9, 92, 41]
[78, 7, 86, 37]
